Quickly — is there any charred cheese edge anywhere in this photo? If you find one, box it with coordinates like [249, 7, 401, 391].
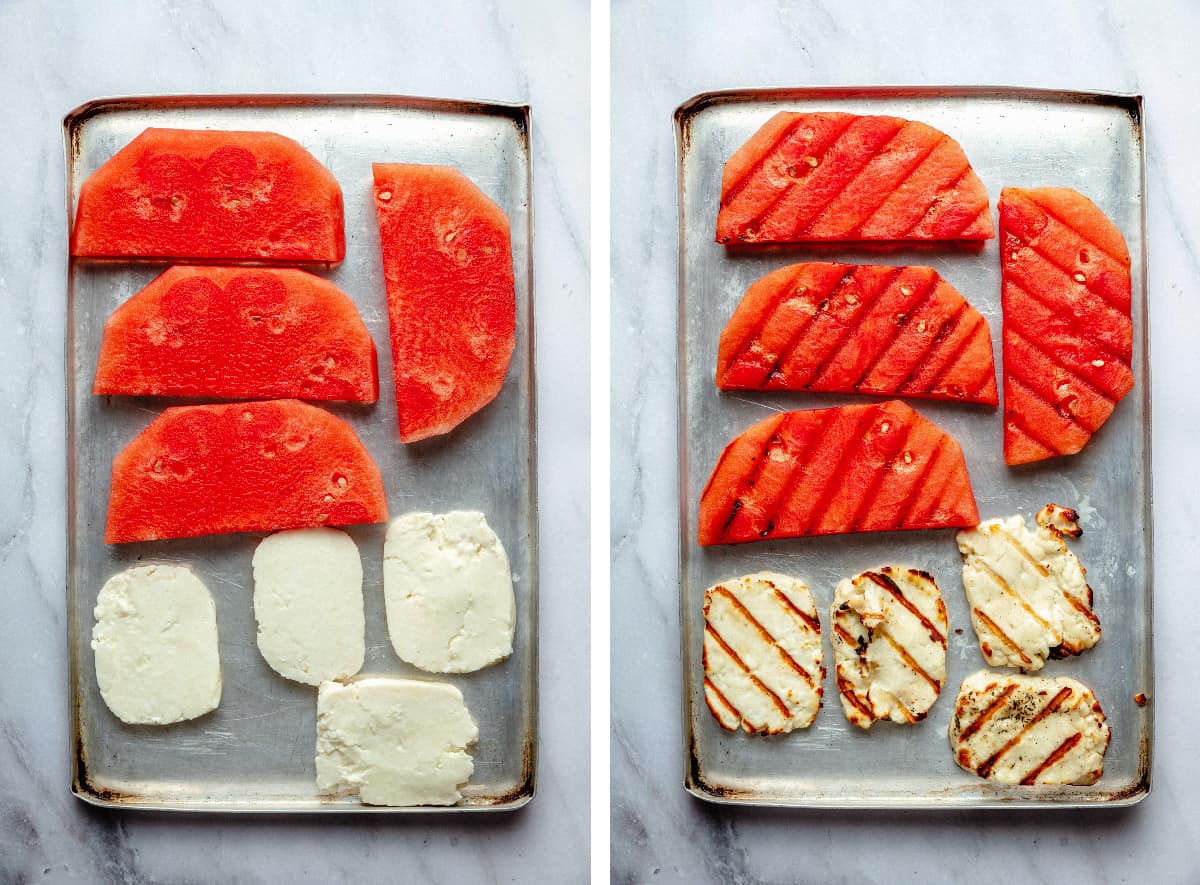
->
[949, 670, 1110, 785]
[703, 571, 823, 734]
[956, 511, 1099, 670]
[830, 566, 948, 729]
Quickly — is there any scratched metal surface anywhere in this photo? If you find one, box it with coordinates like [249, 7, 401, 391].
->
[64, 95, 536, 811]
[676, 87, 1150, 808]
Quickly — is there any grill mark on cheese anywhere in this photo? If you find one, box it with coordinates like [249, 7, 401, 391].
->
[772, 584, 822, 633]
[712, 585, 815, 685]
[975, 558, 1055, 631]
[833, 623, 860, 648]
[971, 608, 1035, 665]
[704, 677, 747, 731]
[975, 687, 1073, 779]
[704, 623, 791, 719]
[879, 629, 941, 693]
[992, 525, 1051, 577]
[866, 569, 946, 645]
[957, 682, 1018, 742]
[837, 673, 875, 720]
[1020, 732, 1083, 785]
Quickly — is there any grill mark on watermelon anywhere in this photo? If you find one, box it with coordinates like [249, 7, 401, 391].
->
[866, 570, 947, 645]
[939, 203, 993, 239]
[1020, 733, 1084, 785]
[1004, 358, 1098, 432]
[749, 409, 838, 540]
[1005, 421, 1056, 462]
[1003, 273, 1132, 364]
[902, 311, 982, 397]
[850, 274, 940, 390]
[802, 266, 906, 388]
[1003, 279, 1132, 369]
[1022, 197, 1128, 265]
[727, 115, 861, 239]
[764, 269, 857, 385]
[720, 116, 809, 207]
[1004, 257, 1133, 342]
[722, 265, 811, 373]
[886, 435, 946, 530]
[1007, 326, 1117, 410]
[745, 268, 847, 385]
[845, 420, 915, 533]
[795, 405, 886, 536]
[1003, 300, 1130, 387]
[715, 414, 796, 541]
[712, 586, 816, 686]
[704, 624, 792, 718]
[1005, 408, 1069, 457]
[887, 301, 969, 396]
[843, 133, 949, 238]
[897, 163, 971, 237]
[789, 119, 911, 239]
[1017, 240, 1130, 313]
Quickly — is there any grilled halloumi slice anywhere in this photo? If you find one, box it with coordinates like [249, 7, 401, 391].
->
[956, 510, 1099, 671]
[703, 571, 823, 734]
[949, 670, 1110, 785]
[831, 567, 948, 729]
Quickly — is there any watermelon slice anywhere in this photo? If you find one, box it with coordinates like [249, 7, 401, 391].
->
[106, 400, 388, 544]
[999, 187, 1134, 465]
[698, 401, 979, 546]
[71, 128, 344, 263]
[373, 164, 516, 443]
[717, 262, 997, 405]
[716, 112, 994, 245]
[94, 266, 378, 402]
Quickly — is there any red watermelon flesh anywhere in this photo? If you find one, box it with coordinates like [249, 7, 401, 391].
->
[373, 164, 516, 443]
[717, 262, 997, 405]
[999, 187, 1134, 465]
[698, 401, 979, 546]
[105, 400, 388, 544]
[94, 266, 377, 402]
[71, 128, 344, 263]
[716, 112, 994, 245]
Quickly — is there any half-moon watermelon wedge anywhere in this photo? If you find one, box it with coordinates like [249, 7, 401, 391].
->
[93, 266, 378, 402]
[717, 262, 997, 405]
[716, 112, 994, 245]
[999, 187, 1134, 465]
[106, 400, 388, 544]
[372, 164, 516, 443]
[71, 128, 345, 263]
[698, 400, 979, 546]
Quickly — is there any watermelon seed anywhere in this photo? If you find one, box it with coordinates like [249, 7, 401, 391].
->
[1073, 272, 1086, 283]
[268, 317, 286, 334]
[917, 321, 927, 333]
[1079, 249, 1090, 264]
[1092, 359, 1106, 368]
[1009, 251, 1019, 261]
[903, 452, 913, 464]
[153, 460, 164, 474]
[334, 474, 348, 489]
[323, 495, 334, 504]
[804, 156, 819, 167]
[900, 286, 912, 297]
[378, 190, 392, 202]
[880, 422, 891, 434]
[847, 294, 858, 305]
[242, 410, 254, 422]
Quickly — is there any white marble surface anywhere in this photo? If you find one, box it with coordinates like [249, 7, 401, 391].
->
[0, 0, 588, 881]
[612, 1, 1200, 881]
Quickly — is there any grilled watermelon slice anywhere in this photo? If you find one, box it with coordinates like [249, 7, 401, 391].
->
[698, 401, 978, 546]
[106, 400, 388, 544]
[717, 112, 994, 245]
[94, 266, 377, 402]
[717, 262, 997, 405]
[372, 164, 516, 443]
[71, 128, 344, 262]
[999, 187, 1134, 465]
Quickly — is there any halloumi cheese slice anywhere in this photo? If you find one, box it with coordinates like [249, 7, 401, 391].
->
[252, 527, 365, 685]
[703, 571, 823, 734]
[956, 508, 1099, 670]
[316, 677, 478, 806]
[383, 511, 515, 673]
[949, 670, 1110, 785]
[831, 566, 948, 728]
[92, 564, 221, 725]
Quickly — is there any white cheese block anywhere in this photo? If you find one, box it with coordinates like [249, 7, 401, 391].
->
[252, 527, 365, 685]
[957, 512, 1100, 670]
[383, 511, 515, 673]
[949, 670, 1110, 785]
[315, 677, 478, 806]
[831, 566, 948, 729]
[703, 571, 823, 734]
[91, 564, 221, 725]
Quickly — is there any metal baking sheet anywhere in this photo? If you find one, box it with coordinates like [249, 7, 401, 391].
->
[676, 87, 1150, 808]
[64, 95, 536, 812]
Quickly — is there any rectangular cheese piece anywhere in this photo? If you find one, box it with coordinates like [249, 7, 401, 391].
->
[91, 564, 221, 725]
[253, 527, 365, 685]
[315, 677, 478, 807]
